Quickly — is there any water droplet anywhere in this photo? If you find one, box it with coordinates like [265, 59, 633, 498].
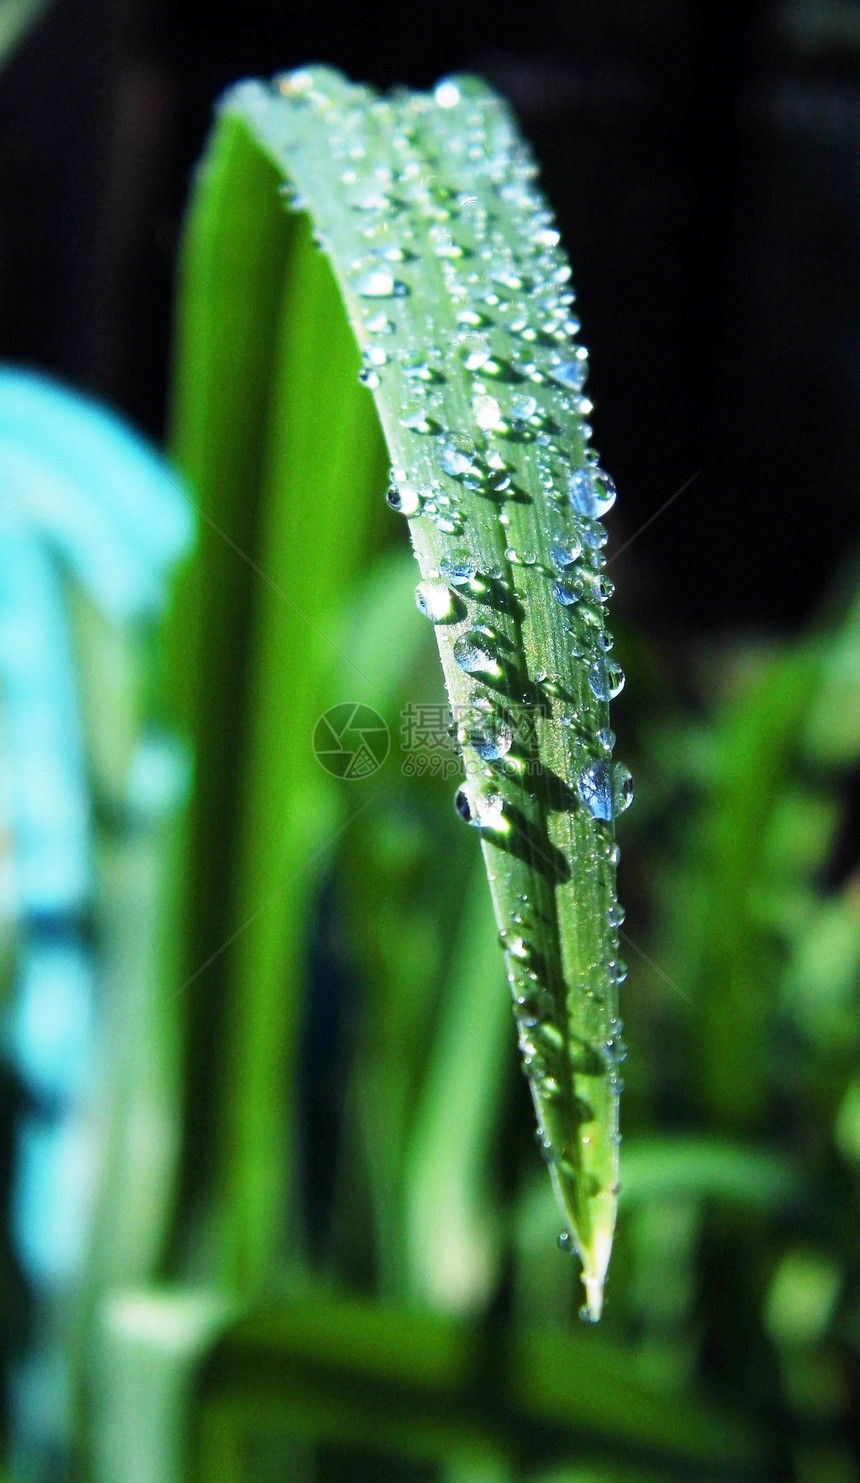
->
[414, 579, 457, 622]
[457, 307, 490, 328]
[549, 354, 587, 392]
[470, 720, 513, 761]
[552, 580, 579, 608]
[405, 359, 441, 383]
[576, 760, 634, 820]
[582, 573, 615, 604]
[434, 79, 461, 109]
[454, 787, 475, 824]
[401, 410, 437, 435]
[441, 444, 478, 480]
[510, 392, 538, 422]
[357, 269, 399, 298]
[386, 480, 421, 516]
[459, 337, 492, 372]
[486, 465, 512, 493]
[587, 658, 625, 701]
[557, 1230, 573, 1253]
[440, 552, 478, 587]
[551, 539, 583, 569]
[454, 629, 502, 677]
[454, 785, 507, 831]
[597, 727, 615, 751]
[607, 902, 626, 927]
[474, 393, 503, 430]
[365, 311, 395, 334]
[569, 466, 617, 518]
[581, 519, 608, 550]
[612, 764, 633, 814]
[607, 1038, 628, 1073]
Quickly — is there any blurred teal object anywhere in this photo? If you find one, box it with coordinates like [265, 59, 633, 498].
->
[0, 366, 194, 1479]
[0, 366, 193, 619]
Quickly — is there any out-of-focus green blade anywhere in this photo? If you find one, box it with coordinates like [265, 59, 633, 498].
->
[193, 1290, 768, 1473]
[169, 103, 389, 1291]
[321, 552, 472, 1291]
[0, 0, 51, 66]
[665, 647, 819, 1125]
[404, 853, 512, 1310]
[167, 107, 300, 1260]
[216, 211, 388, 1289]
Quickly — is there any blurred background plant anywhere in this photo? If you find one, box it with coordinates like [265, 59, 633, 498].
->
[0, 3, 859, 1482]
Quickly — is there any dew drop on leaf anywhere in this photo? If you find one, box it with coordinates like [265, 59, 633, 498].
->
[587, 658, 625, 701]
[576, 760, 634, 820]
[414, 579, 457, 623]
[569, 466, 617, 518]
[356, 268, 397, 297]
[454, 629, 502, 677]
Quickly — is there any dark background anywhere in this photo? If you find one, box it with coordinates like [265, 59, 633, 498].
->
[0, 0, 858, 629]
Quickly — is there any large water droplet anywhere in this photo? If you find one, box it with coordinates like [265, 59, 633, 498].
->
[470, 720, 513, 761]
[510, 392, 538, 422]
[581, 519, 608, 550]
[454, 629, 502, 677]
[569, 467, 617, 518]
[551, 539, 583, 568]
[611, 763, 634, 816]
[441, 444, 478, 479]
[440, 552, 478, 587]
[581, 573, 615, 604]
[454, 785, 507, 830]
[549, 353, 587, 391]
[576, 760, 634, 820]
[415, 579, 457, 623]
[587, 658, 625, 701]
[434, 79, 461, 109]
[386, 480, 421, 516]
[552, 580, 579, 608]
[577, 762, 612, 820]
[474, 394, 503, 431]
[357, 269, 398, 298]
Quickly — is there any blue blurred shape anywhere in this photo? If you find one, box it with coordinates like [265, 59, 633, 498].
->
[0, 516, 90, 915]
[0, 367, 194, 1310]
[0, 366, 194, 620]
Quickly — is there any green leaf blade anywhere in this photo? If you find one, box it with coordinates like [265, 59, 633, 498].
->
[223, 66, 630, 1316]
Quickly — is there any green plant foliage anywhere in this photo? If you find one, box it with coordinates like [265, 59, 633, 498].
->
[173, 63, 632, 1319]
[19, 55, 860, 1483]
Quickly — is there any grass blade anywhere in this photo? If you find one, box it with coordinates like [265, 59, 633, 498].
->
[185, 66, 631, 1315]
